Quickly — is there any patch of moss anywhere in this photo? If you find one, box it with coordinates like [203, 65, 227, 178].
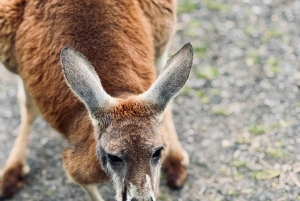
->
[245, 26, 255, 35]
[189, 20, 201, 28]
[236, 136, 251, 144]
[245, 51, 261, 67]
[252, 170, 281, 180]
[178, 1, 198, 13]
[196, 66, 219, 80]
[266, 147, 285, 158]
[210, 88, 221, 95]
[267, 56, 281, 74]
[231, 159, 249, 168]
[195, 45, 209, 58]
[181, 85, 193, 95]
[249, 124, 266, 135]
[183, 29, 198, 37]
[205, 0, 230, 11]
[262, 30, 283, 42]
[212, 108, 228, 115]
[227, 189, 239, 196]
[159, 192, 172, 201]
[233, 172, 245, 181]
[200, 96, 210, 104]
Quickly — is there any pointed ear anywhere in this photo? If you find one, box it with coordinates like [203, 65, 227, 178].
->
[60, 46, 116, 118]
[140, 43, 193, 112]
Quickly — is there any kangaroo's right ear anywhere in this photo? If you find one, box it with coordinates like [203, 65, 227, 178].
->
[60, 47, 116, 118]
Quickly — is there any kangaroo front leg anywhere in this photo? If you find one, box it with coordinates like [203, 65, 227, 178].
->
[62, 145, 109, 201]
[81, 184, 104, 201]
[162, 103, 189, 189]
[0, 78, 39, 198]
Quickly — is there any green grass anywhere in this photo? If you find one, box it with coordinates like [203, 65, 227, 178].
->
[233, 172, 245, 181]
[245, 50, 262, 67]
[262, 30, 283, 42]
[159, 192, 172, 201]
[181, 86, 217, 104]
[262, 29, 283, 42]
[267, 56, 281, 74]
[194, 45, 209, 58]
[252, 170, 281, 180]
[196, 66, 219, 80]
[245, 26, 255, 35]
[227, 189, 239, 196]
[178, 0, 198, 13]
[270, 122, 280, 129]
[183, 29, 198, 37]
[269, 30, 283, 38]
[210, 88, 221, 95]
[181, 85, 192, 94]
[200, 96, 210, 104]
[231, 159, 249, 168]
[205, 0, 230, 11]
[236, 135, 251, 144]
[212, 108, 228, 115]
[195, 90, 205, 98]
[210, 24, 218, 33]
[189, 20, 201, 28]
[195, 90, 210, 104]
[266, 147, 285, 158]
[249, 124, 266, 135]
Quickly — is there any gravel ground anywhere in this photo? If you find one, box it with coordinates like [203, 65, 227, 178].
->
[1, 0, 300, 200]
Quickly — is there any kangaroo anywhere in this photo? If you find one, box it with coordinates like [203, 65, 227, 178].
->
[0, 0, 193, 200]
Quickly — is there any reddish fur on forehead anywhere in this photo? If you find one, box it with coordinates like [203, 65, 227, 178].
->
[113, 98, 159, 119]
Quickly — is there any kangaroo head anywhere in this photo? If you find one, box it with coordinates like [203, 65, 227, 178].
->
[98, 100, 163, 201]
[60, 43, 193, 201]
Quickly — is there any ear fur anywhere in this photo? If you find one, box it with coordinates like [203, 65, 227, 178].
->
[60, 47, 116, 118]
[140, 43, 193, 112]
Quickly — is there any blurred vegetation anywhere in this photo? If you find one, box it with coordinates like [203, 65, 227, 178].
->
[196, 66, 219, 80]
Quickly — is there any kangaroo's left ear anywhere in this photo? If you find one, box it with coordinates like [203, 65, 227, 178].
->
[139, 43, 193, 113]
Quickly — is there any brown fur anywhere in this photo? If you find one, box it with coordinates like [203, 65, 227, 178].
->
[0, 0, 188, 199]
[17, 0, 156, 135]
[113, 98, 160, 119]
[137, 0, 177, 57]
[163, 154, 187, 189]
[0, 0, 25, 73]
[62, 137, 109, 184]
[0, 162, 24, 198]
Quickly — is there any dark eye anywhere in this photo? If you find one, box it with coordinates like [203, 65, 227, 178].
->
[152, 148, 163, 159]
[107, 154, 123, 163]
